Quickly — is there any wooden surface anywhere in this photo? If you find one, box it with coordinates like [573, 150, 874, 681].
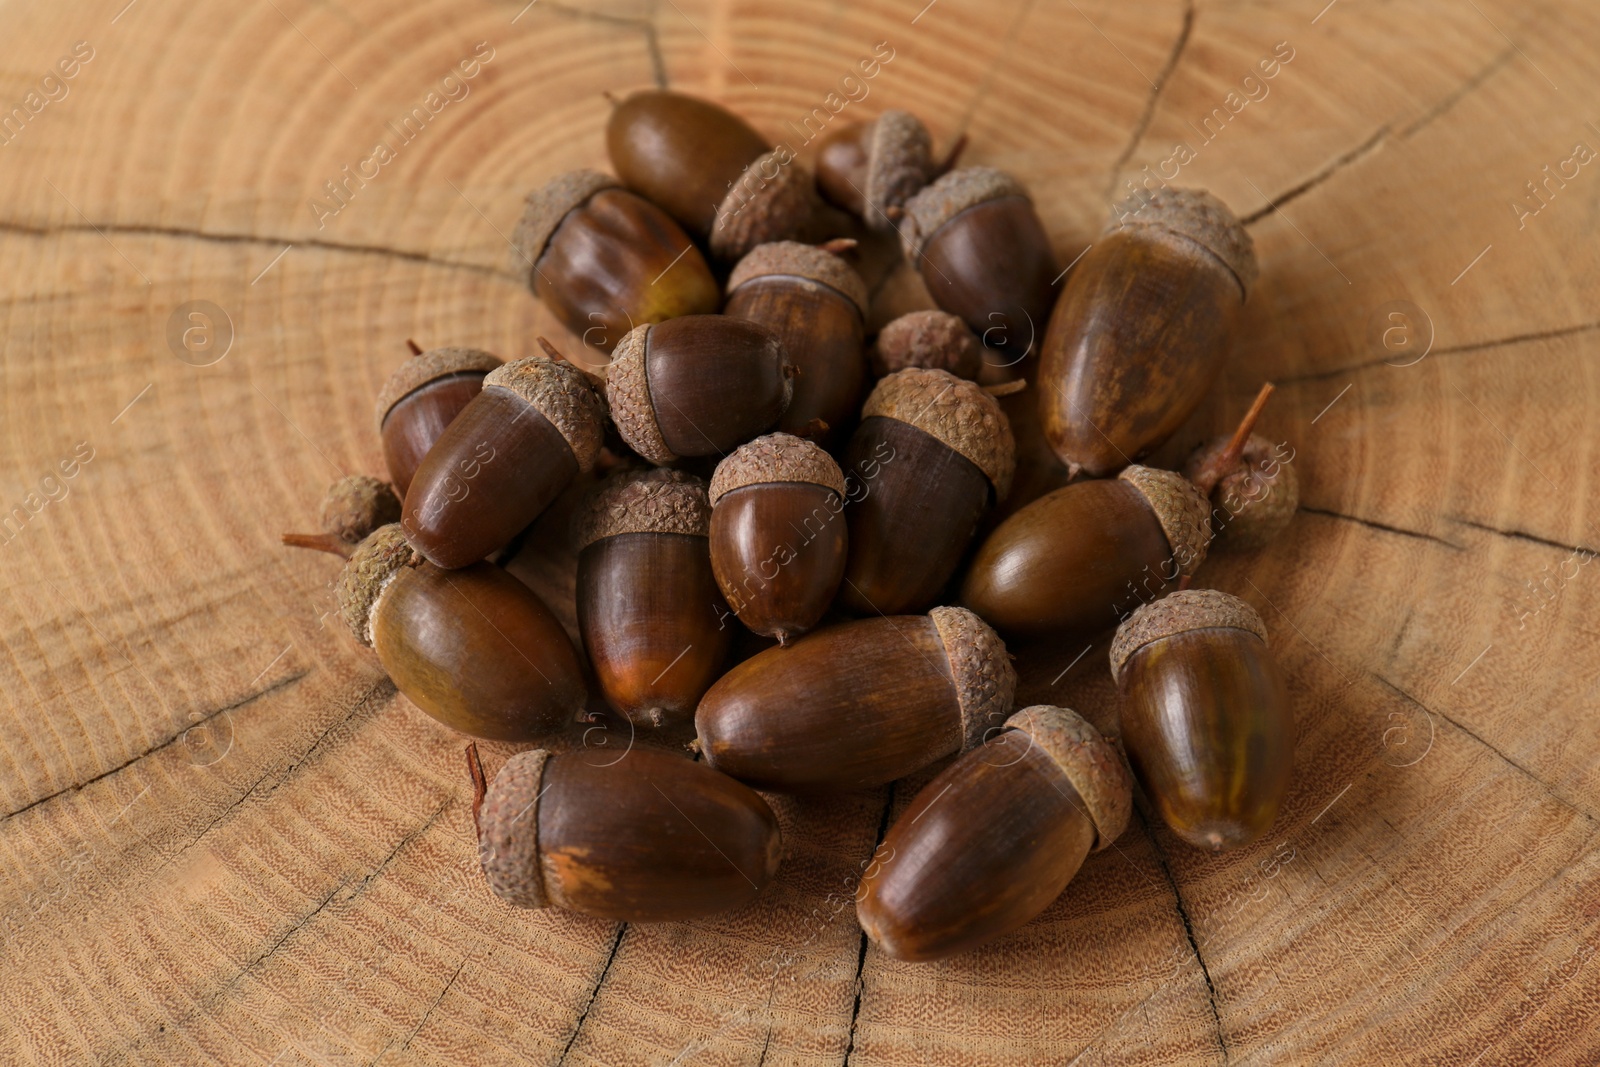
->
[3, 0, 1599, 1063]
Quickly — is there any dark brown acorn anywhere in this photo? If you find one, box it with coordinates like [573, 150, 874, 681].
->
[695, 606, 1015, 793]
[1040, 187, 1257, 478]
[402, 349, 606, 569]
[374, 344, 500, 497]
[1112, 590, 1293, 851]
[333, 525, 586, 741]
[869, 309, 982, 381]
[724, 241, 868, 445]
[281, 474, 401, 556]
[510, 169, 720, 353]
[837, 368, 1014, 616]
[814, 110, 937, 226]
[708, 433, 848, 642]
[856, 705, 1132, 961]
[478, 745, 781, 922]
[960, 465, 1212, 641]
[897, 167, 1056, 351]
[575, 469, 732, 730]
[606, 89, 816, 262]
[606, 315, 793, 464]
[1185, 432, 1299, 550]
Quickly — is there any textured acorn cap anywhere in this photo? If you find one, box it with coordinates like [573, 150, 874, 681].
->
[870, 310, 982, 380]
[483, 356, 607, 475]
[477, 748, 552, 909]
[727, 241, 870, 317]
[319, 475, 401, 545]
[604, 323, 674, 465]
[1005, 706, 1132, 851]
[899, 166, 1030, 262]
[863, 109, 934, 229]
[1110, 589, 1269, 682]
[862, 367, 1015, 498]
[1107, 186, 1258, 296]
[1183, 434, 1300, 550]
[1118, 465, 1212, 579]
[510, 169, 619, 289]
[930, 606, 1017, 754]
[710, 150, 817, 262]
[373, 346, 502, 432]
[334, 524, 416, 647]
[573, 468, 711, 551]
[709, 433, 847, 505]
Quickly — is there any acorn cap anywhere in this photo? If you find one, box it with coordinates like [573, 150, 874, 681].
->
[1107, 187, 1257, 296]
[510, 169, 620, 289]
[573, 468, 711, 551]
[930, 606, 1017, 754]
[709, 433, 847, 505]
[477, 748, 552, 909]
[1109, 589, 1269, 682]
[605, 323, 675, 465]
[862, 367, 1015, 498]
[334, 524, 416, 647]
[899, 166, 1029, 262]
[727, 241, 869, 317]
[320, 475, 401, 545]
[710, 150, 818, 262]
[1118, 465, 1212, 579]
[1005, 706, 1132, 851]
[1183, 434, 1300, 550]
[483, 356, 607, 475]
[373, 347, 502, 432]
[863, 109, 934, 229]
[870, 310, 982, 380]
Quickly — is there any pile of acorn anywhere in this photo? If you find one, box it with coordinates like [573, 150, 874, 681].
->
[285, 90, 1300, 963]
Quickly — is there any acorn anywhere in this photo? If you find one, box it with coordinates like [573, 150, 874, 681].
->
[575, 469, 732, 730]
[606, 89, 815, 262]
[856, 705, 1132, 961]
[869, 309, 982, 381]
[606, 315, 794, 464]
[897, 167, 1056, 351]
[373, 344, 501, 497]
[1184, 433, 1299, 549]
[837, 368, 1014, 616]
[510, 170, 720, 353]
[402, 349, 606, 569]
[695, 606, 1015, 793]
[1040, 187, 1257, 478]
[724, 241, 869, 445]
[960, 465, 1212, 640]
[1112, 590, 1293, 851]
[478, 745, 781, 922]
[814, 110, 936, 226]
[334, 525, 586, 741]
[708, 434, 848, 642]
[281, 474, 401, 556]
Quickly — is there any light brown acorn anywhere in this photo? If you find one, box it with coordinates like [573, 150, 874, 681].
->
[510, 169, 720, 353]
[1184, 432, 1299, 549]
[838, 368, 1015, 616]
[869, 309, 983, 381]
[856, 705, 1132, 961]
[1040, 187, 1257, 477]
[477, 745, 781, 922]
[1111, 590, 1293, 851]
[575, 469, 732, 730]
[374, 344, 501, 497]
[695, 606, 1015, 793]
[814, 110, 939, 226]
[724, 241, 869, 445]
[708, 433, 848, 642]
[281, 474, 401, 557]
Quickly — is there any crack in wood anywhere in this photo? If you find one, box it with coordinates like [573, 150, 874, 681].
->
[1142, 813, 1231, 1064]
[1298, 506, 1465, 550]
[1242, 124, 1390, 226]
[1279, 318, 1600, 385]
[1396, 45, 1517, 141]
[1450, 516, 1598, 559]
[1103, 0, 1196, 203]
[842, 782, 896, 1067]
[537, 0, 668, 89]
[555, 922, 628, 1066]
[388, 953, 470, 1061]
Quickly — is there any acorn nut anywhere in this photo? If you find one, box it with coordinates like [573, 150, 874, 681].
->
[869, 309, 983, 381]
[374, 344, 501, 497]
[814, 109, 937, 226]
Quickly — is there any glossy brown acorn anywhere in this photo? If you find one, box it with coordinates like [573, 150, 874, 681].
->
[511, 170, 719, 353]
[281, 474, 401, 556]
[837, 368, 1014, 616]
[870, 309, 983, 381]
[814, 110, 937, 226]
[606, 89, 816, 262]
[708, 434, 848, 642]
[374, 344, 500, 497]
[606, 315, 794, 465]
[575, 469, 732, 730]
[1040, 187, 1257, 477]
[857, 705, 1132, 961]
[402, 350, 605, 569]
[1112, 589, 1293, 851]
[724, 241, 868, 445]
[695, 606, 1015, 793]
[478, 745, 781, 921]
[333, 525, 586, 741]
[898, 167, 1056, 351]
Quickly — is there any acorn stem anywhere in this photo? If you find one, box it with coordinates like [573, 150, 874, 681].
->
[934, 133, 969, 178]
[1192, 382, 1275, 496]
[817, 238, 858, 256]
[466, 742, 488, 840]
[281, 532, 353, 557]
[405, 338, 423, 356]
[982, 379, 1028, 398]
